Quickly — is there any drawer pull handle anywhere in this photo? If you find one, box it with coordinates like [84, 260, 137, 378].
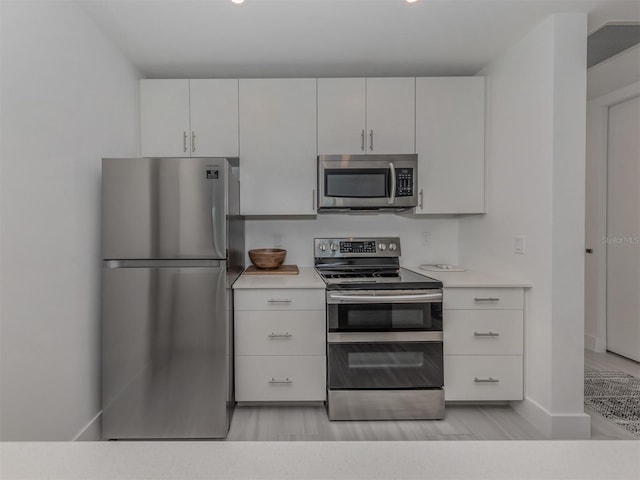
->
[474, 377, 500, 383]
[268, 299, 292, 304]
[268, 377, 292, 384]
[268, 332, 292, 338]
[473, 297, 500, 302]
[474, 331, 500, 337]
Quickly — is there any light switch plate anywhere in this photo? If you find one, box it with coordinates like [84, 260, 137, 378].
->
[514, 235, 526, 254]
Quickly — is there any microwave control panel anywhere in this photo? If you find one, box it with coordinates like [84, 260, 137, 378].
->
[395, 168, 414, 197]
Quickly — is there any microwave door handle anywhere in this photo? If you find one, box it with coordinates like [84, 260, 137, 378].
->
[388, 162, 396, 205]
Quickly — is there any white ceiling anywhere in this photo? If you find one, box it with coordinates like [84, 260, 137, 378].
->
[78, 0, 640, 78]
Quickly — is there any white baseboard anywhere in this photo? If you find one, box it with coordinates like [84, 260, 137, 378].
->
[72, 411, 101, 441]
[585, 333, 607, 353]
[584, 333, 597, 352]
[513, 398, 591, 439]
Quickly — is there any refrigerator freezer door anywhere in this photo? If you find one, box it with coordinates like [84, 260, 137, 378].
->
[101, 263, 231, 439]
[102, 157, 228, 260]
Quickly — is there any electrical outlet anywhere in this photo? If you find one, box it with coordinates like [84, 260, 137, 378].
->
[421, 232, 430, 246]
[274, 234, 283, 248]
[514, 235, 526, 254]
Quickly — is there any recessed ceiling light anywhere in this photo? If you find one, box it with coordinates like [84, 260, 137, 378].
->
[231, 0, 245, 5]
[404, 0, 420, 5]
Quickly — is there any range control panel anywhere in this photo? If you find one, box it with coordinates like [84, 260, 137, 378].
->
[314, 237, 401, 258]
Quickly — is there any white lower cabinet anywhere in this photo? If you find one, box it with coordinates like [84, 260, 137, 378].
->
[234, 287, 326, 402]
[444, 355, 523, 401]
[235, 310, 325, 356]
[235, 356, 326, 402]
[443, 310, 523, 355]
[443, 287, 525, 402]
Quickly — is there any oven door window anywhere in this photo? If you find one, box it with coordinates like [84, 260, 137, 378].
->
[324, 168, 389, 198]
[328, 342, 443, 389]
[328, 302, 442, 332]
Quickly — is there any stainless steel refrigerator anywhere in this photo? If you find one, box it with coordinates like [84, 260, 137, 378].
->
[101, 157, 244, 439]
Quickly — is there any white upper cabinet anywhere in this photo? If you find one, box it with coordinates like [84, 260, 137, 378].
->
[140, 79, 239, 158]
[317, 78, 415, 155]
[239, 78, 317, 215]
[415, 77, 485, 214]
[317, 78, 366, 154]
[188, 79, 239, 157]
[365, 77, 415, 154]
[140, 79, 190, 157]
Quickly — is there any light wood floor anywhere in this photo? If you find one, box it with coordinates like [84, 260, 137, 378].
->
[227, 403, 546, 441]
[584, 348, 640, 377]
[228, 350, 639, 442]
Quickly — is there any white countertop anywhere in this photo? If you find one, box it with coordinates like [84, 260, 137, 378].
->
[2, 441, 638, 480]
[405, 266, 532, 288]
[233, 266, 531, 289]
[233, 267, 325, 289]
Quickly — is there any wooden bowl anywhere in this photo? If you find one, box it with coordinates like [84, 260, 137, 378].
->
[248, 248, 287, 269]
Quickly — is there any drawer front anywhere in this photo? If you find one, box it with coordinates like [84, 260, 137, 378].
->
[444, 355, 523, 401]
[444, 288, 524, 310]
[235, 310, 325, 356]
[235, 289, 325, 311]
[235, 355, 326, 402]
[444, 310, 523, 355]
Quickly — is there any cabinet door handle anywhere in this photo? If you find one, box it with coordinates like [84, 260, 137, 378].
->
[268, 377, 293, 384]
[267, 299, 292, 304]
[369, 129, 374, 151]
[474, 377, 499, 383]
[312, 189, 315, 211]
[268, 332, 292, 338]
[183, 131, 188, 153]
[474, 297, 500, 303]
[361, 129, 365, 151]
[419, 188, 424, 209]
[474, 331, 500, 337]
[191, 131, 196, 152]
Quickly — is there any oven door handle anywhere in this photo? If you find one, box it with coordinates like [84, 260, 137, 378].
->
[328, 292, 442, 303]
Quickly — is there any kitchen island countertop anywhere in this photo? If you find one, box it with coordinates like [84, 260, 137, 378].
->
[1, 440, 638, 480]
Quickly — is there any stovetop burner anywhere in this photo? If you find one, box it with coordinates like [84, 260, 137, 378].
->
[314, 237, 442, 290]
[319, 269, 400, 279]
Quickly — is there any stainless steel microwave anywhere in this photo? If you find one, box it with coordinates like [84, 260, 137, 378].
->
[317, 154, 418, 212]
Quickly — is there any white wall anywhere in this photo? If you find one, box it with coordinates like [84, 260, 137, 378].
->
[245, 215, 459, 268]
[459, 14, 590, 439]
[0, 1, 141, 440]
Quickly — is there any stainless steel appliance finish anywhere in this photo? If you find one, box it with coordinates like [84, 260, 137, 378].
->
[317, 154, 418, 212]
[315, 237, 444, 421]
[327, 389, 445, 421]
[314, 237, 442, 289]
[327, 290, 443, 303]
[101, 157, 244, 439]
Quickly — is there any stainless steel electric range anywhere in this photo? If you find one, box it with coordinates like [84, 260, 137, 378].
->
[314, 237, 445, 421]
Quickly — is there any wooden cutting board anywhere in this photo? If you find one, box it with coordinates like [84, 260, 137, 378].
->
[244, 265, 299, 275]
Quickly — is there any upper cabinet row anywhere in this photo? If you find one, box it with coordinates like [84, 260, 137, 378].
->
[140, 77, 485, 215]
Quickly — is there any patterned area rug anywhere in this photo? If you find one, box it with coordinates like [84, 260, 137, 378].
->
[584, 371, 640, 438]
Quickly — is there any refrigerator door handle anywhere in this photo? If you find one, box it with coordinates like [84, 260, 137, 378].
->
[211, 206, 225, 259]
